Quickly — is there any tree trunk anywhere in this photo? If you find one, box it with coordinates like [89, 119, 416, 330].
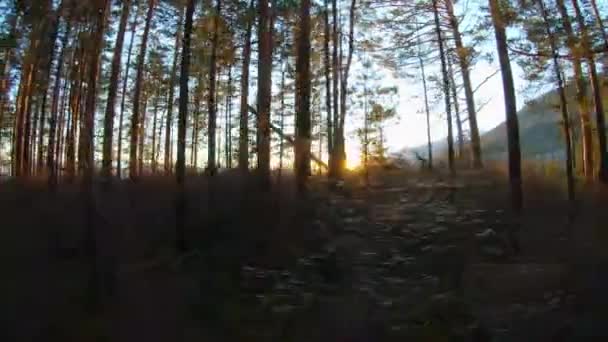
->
[278, 47, 287, 178]
[329, 0, 339, 178]
[207, 0, 222, 175]
[538, 0, 575, 203]
[82, 0, 110, 314]
[448, 52, 464, 159]
[138, 90, 148, 175]
[323, 0, 333, 162]
[117, 5, 141, 179]
[295, 0, 312, 194]
[37, 13, 62, 175]
[556, 0, 594, 180]
[129, 0, 156, 180]
[489, 0, 523, 213]
[56, 73, 70, 178]
[102, 0, 131, 180]
[238, 0, 254, 172]
[165, 7, 184, 174]
[257, 0, 272, 187]
[416, 18, 433, 169]
[48, 20, 72, 189]
[151, 89, 160, 173]
[176, 0, 195, 252]
[225, 65, 233, 168]
[445, 0, 482, 168]
[571, 0, 607, 182]
[433, 0, 455, 174]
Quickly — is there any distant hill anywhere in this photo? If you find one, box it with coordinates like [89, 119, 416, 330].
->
[403, 77, 608, 164]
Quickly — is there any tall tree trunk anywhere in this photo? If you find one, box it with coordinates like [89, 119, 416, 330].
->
[82, 0, 110, 314]
[257, 0, 272, 187]
[489, 0, 523, 213]
[37, 13, 62, 175]
[151, 89, 160, 173]
[15, 49, 37, 177]
[48, 20, 72, 189]
[56, 74, 70, 179]
[433, 0, 455, 174]
[448, 52, 464, 159]
[538, 0, 575, 203]
[571, 0, 607, 182]
[66, 47, 84, 182]
[329, 0, 339, 178]
[165, 7, 184, 174]
[445, 0, 482, 168]
[207, 0, 222, 175]
[102, 0, 131, 180]
[556, 0, 594, 180]
[332, 0, 356, 180]
[117, 5, 141, 179]
[278, 48, 287, 178]
[225, 65, 233, 168]
[138, 90, 148, 175]
[30, 98, 40, 174]
[176, 0, 195, 252]
[296, 0, 312, 194]
[416, 19, 433, 169]
[238, 0, 254, 172]
[323, 0, 333, 162]
[129, 0, 156, 180]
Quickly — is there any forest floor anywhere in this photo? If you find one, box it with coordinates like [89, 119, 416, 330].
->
[2, 168, 608, 341]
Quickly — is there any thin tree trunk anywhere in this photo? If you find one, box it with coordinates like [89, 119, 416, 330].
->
[37, 13, 61, 174]
[82, 0, 110, 314]
[278, 51, 286, 178]
[176, 0, 195, 252]
[151, 89, 160, 173]
[296, 0, 312, 194]
[238, 0, 254, 172]
[556, 0, 594, 180]
[56, 74, 70, 179]
[102, 0, 131, 180]
[30, 99, 40, 174]
[117, 5, 141, 179]
[571, 0, 607, 182]
[446, 0, 482, 168]
[165, 7, 184, 174]
[48, 20, 72, 188]
[416, 18, 433, 169]
[448, 52, 464, 159]
[138, 90, 148, 175]
[433, 0, 455, 174]
[225, 65, 232, 168]
[489, 0, 523, 213]
[129, 0, 156, 180]
[257, 0, 272, 187]
[329, 0, 339, 178]
[207, 0, 222, 175]
[538, 0, 575, 203]
[324, 0, 333, 162]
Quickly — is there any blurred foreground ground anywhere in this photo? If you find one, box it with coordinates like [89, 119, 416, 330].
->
[1, 168, 608, 341]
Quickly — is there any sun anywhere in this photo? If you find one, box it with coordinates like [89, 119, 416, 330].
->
[345, 150, 361, 170]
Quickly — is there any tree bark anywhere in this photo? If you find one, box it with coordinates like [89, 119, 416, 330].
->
[538, 0, 575, 203]
[207, 0, 222, 175]
[37, 12, 62, 175]
[556, 0, 594, 180]
[117, 5, 142, 179]
[489, 0, 523, 213]
[323, 0, 333, 162]
[257, 0, 273, 187]
[329, 0, 339, 178]
[47, 19, 72, 188]
[296, 0, 312, 194]
[238, 0, 254, 172]
[129, 0, 156, 180]
[445, 0, 482, 168]
[165, 7, 184, 174]
[176, 0, 195, 252]
[571, 0, 607, 182]
[102, 0, 131, 180]
[448, 51, 464, 159]
[433, 0, 455, 174]
[225, 65, 233, 168]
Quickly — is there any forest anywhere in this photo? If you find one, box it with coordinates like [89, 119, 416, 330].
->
[1, 0, 608, 340]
